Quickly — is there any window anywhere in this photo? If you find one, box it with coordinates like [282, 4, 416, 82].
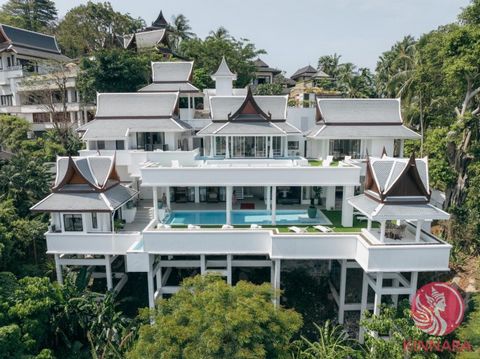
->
[33, 113, 50, 123]
[255, 137, 266, 157]
[116, 140, 125, 150]
[91, 213, 98, 229]
[97, 140, 105, 150]
[329, 139, 361, 159]
[63, 214, 83, 232]
[272, 137, 282, 157]
[0, 95, 13, 106]
[288, 141, 299, 150]
[215, 136, 226, 156]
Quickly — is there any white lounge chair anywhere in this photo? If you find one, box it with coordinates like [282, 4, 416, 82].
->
[171, 160, 180, 168]
[313, 225, 332, 233]
[222, 224, 234, 229]
[288, 226, 307, 233]
[188, 224, 201, 229]
[156, 223, 171, 229]
[250, 224, 262, 229]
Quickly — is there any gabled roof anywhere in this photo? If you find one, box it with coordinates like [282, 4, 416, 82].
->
[228, 87, 271, 121]
[291, 65, 317, 80]
[313, 69, 330, 79]
[0, 24, 69, 61]
[209, 92, 288, 122]
[150, 61, 193, 82]
[364, 154, 430, 203]
[128, 29, 166, 50]
[254, 58, 281, 75]
[211, 56, 236, 79]
[150, 11, 169, 29]
[52, 156, 120, 192]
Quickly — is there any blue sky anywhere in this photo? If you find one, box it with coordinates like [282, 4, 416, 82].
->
[51, 0, 470, 75]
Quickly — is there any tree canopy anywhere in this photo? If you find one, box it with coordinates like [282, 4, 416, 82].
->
[128, 275, 303, 359]
[0, 0, 57, 32]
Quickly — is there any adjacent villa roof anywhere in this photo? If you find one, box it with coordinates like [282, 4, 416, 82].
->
[77, 93, 191, 140]
[0, 24, 69, 61]
[198, 88, 301, 136]
[307, 99, 421, 139]
[124, 28, 167, 50]
[31, 156, 137, 212]
[348, 155, 449, 221]
[139, 61, 199, 93]
[211, 56, 237, 80]
[291, 65, 317, 81]
[254, 58, 281, 75]
[146, 11, 169, 30]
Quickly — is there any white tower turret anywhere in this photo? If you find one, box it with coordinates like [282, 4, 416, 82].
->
[211, 56, 236, 96]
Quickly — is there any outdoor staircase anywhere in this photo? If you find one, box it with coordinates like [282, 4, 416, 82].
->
[122, 201, 153, 232]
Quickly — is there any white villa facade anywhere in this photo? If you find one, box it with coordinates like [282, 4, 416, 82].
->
[31, 58, 452, 341]
[0, 24, 94, 133]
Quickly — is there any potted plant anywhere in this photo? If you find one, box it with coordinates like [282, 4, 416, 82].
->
[308, 197, 317, 218]
[313, 186, 323, 206]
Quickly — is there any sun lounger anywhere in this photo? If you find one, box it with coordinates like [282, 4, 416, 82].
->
[156, 223, 171, 229]
[188, 224, 201, 229]
[222, 224, 233, 229]
[313, 225, 332, 233]
[250, 224, 262, 229]
[288, 226, 307, 233]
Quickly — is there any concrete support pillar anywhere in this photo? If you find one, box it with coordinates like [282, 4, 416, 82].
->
[147, 260, 155, 309]
[283, 137, 288, 157]
[338, 259, 347, 324]
[156, 261, 162, 299]
[265, 186, 271, 211]
[226, 254, 232, 285]
[271, 186, 277, 225]
[200, 254, 206, 275]
[367, 219, 372, 231]
[194, 187, 200, 203]
[210, 137, 214, 157]
[273, 259, 281, 307]
[399, 139, 404, 157]
[373, 273, 383, 316]
[380, 221, 386, 242]
[152, 187, 158, 220]
[392, 278, 399, 307]
[226, 186, 232, 225]
[269, 136, 273, 158]
[165, 186, 171, 209]
[105, 254, 113, 290]
[54, 254, 63, 285]
[225, 136, 230, 158]
[415, 220, 423, 242]
[409, 272, 418, 302]
[341, 186, 354, 227]
[326, 186, 335, 210]
[270, 261, 275, 285]
[359, 271, 369, 344]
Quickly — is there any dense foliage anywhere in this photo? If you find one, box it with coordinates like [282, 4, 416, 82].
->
[127, 275, 303, 359]
[0, 0, 57, 32]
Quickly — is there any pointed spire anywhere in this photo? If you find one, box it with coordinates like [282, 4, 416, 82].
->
[151, 11, 168, 29]
[381, 146, 387, 157]
[227, 86, 271, 121]
[211, 56, 237, 79]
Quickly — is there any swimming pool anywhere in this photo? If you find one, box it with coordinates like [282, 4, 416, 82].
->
[165, 210, 332, 226]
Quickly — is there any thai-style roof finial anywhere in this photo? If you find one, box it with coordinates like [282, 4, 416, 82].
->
[227, 86, 272, 121]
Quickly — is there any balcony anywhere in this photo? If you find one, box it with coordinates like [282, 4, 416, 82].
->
[46, 231, 141, 255]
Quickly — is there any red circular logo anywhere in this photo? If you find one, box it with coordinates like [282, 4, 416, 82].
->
[411, 282, 465, 336]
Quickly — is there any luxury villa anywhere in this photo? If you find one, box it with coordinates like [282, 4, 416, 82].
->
[31, 58, 451, 341]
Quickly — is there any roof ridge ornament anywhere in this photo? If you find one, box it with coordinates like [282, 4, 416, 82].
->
[227, 87, 272, 122]
[212, 56, 237, 79]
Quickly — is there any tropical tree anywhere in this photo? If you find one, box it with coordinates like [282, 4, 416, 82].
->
[457, 293, 480, 358]
[0, 0, 57, 32]
[207, 26, 231, 40]
[254, 83, 284, 95]
[127, 275, 303, 359]
[56, 1, 144, 58]
[168, 14, 195, 50]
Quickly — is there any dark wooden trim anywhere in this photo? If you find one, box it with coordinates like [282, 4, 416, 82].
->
[323, 122, 404, 126]
[152, 81, 193, 84]
[94, 115, 174, 120]
[227, 87, 272, 122]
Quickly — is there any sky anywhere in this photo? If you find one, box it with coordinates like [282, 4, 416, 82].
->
[51, 0, 470, 75]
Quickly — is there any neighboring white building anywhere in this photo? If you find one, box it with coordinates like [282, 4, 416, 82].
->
[32, 58, 452, 341]
[0, 24, 94, 133]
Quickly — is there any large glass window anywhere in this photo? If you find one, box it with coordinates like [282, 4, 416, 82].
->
[231, 136, 267, 158]
[329, 140, 361, 159]
[136, 132, 165, 151]
[272, 137, 282, 157]
[215, 137, 226, 156]
[255, 137, 266, 157]
[64, 214, 83, 232]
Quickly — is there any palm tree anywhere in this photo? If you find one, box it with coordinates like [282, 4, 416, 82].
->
[207, 26, 230, 40]
[168, 14, 195, 51]
[318, 53, 342, 78]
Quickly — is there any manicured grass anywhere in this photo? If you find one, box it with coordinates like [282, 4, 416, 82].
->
[168, 210, 374, 233]
[308, 159, 322, 166]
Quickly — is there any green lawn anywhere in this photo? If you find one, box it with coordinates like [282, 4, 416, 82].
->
[308, 159, 339, 167]
[169, 210, 374, 233]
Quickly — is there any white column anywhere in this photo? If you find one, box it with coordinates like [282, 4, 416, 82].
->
[409, 272, 418, 302]
[326, 186, 335, 210]
[373, 273, 383, 316]
[367, 219, 372, 231]
[156, 261, 162, 299]
[194, 187, 200, 203]
[54, 254, 63, 285]
[147, 260, 155, 309]
[399, 139, 404, 157]
[226, 186, 232, 225]
[210, 137, 214, 157]
[415, 220, 423, 242]
[273, 259, 281, 307]
[283, 137, 288, 157]
[269, 136, 273, 158]
[265, 186, 271, 211]
[338, 259, 347, 324]
[341, 186, 354, 227]
[200, 254, 206, 275]
[166, 186, 171, 209]
[270, 261, 275, 285]
[392, 278, 399, 307]
[226, 254, 232, 285]
[225, 136, 230, 158]
[105, 255, 113, 290]
[152, 187, 158, 220]
[359, 271, 369, 344]
[271, 186, 277, 225]
[380, 221, 386, 242]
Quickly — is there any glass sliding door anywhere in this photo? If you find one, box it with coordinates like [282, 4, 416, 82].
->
[329, 139, 361, 159]
[272, 136, 282, 157]
[231, 136, 268, 158]
[233, 137, 244, 158]
[215, 136, 226, 156]
[255, 137, 266, 157]
[136, 132, 165, 151]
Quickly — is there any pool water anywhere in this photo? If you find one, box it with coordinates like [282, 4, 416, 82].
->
[165, 210, 332, 226]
